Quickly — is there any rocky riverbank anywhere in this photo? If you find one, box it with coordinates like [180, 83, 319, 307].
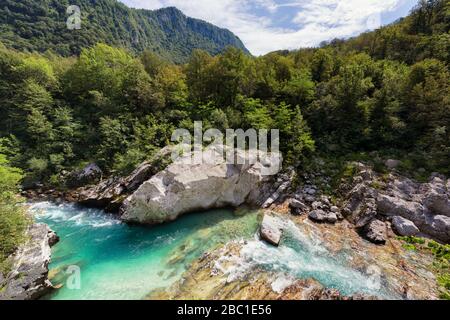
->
[0, 223, 58, 300]
[20, 151, 449, 300]
[148, 211, 440, 300]
[144, 158, 448, 300]
[276, 162, 450, 245]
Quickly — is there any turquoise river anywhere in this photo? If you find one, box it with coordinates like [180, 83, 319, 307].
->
[30, 202, 396, 300]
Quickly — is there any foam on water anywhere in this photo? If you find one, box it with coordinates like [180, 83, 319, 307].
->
[30, 202, 259, 300]
[31, 202, 397, 300]
[217, 216, 398, 299]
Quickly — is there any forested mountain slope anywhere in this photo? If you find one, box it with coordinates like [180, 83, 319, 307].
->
[0, 1, 449, 283]
[0, 0, 249, 62]
[0, 0, 448, 188]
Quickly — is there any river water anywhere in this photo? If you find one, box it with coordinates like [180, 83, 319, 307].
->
[30, 202, 395, 300]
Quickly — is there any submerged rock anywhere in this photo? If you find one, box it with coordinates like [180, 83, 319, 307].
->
[0, 223, 58, 300]
[121, 148, 281, 224]
[260, 214, 283, 246]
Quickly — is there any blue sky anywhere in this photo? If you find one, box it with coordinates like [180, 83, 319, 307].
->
[120, 0, 418, 55]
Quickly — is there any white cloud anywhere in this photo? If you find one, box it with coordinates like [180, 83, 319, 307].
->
[120, 0, 413, 55]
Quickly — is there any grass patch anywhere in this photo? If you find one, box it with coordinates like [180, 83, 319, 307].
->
[398, 236, 450, 300]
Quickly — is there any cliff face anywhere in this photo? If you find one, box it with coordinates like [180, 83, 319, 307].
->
[0, 223, 58, 300]
[0, 0, 249, 62]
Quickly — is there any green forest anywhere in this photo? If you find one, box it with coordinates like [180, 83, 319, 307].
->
[0, 0, 249, 63]
[0, 0, 449, 268]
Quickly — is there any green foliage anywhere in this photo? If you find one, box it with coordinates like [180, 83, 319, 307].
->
[0, 0, 249, 63]
[398, 236, 450, 300]
[0, 140, 30, 275]
[0, 0, 448, 188]
[242, 98, 274, 129]
[311, 49, 335, 82]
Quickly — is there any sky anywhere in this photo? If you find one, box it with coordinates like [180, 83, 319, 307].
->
[120, 0, 419, 55]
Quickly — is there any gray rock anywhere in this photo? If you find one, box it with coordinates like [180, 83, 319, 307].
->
[77, 176, 125, 211]
[0, 223, 58, 300]
[304, 187, 317, 196]
[121, 148, 281, 224]
[422, 215, 450, 243]
[262, 178, 292, 209]
[423, 189, 450, 217]
[360, 170, 373, 181]
[289, 198, 307, 210]
[430, 173, 446, 180]
[377, 194, 425, 222]
[67, 163, 103, 188]
[342, 181, 378, 228]
[309, 210, 338, 224]
[320, 195, 331, 206]
[289, 199, 308, 215]
[330, 206, 340, 213]
[364, 219, 387, 245]
[75, 147, 174, 212]
[392, 216, 420, 237]
[312, 201, 324, 210]
[260, 215, 283, 246]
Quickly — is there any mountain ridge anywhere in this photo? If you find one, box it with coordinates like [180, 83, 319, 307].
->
[0, 0, 250, 62]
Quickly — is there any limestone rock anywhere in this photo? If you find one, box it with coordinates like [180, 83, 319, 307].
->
[377, 194, 425, 221]
[392, 216, 420, 237]
[363, 219, 387, 245]
[342, 183, 377, 228]
[67, 163, 102, 188]
[0, 223, 58, 300]
[423, 188, 450, 217]
[260, 215, 283, 246]
[421, 215, 450, 242]
[74, 147, 174, 212]
[262, 174, 293, 209]
[308, 209, 338, 224]
[289, 199, 308, 215]
[121, 148, 281, 224]
[330, 206, 340, 213]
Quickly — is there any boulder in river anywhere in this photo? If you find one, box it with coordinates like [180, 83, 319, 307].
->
[120, 148, 281, 225]
[260, 214, 283, 246]
[0, 223, 58, 300]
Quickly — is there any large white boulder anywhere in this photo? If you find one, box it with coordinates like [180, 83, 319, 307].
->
[120, 148, 281, 224]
